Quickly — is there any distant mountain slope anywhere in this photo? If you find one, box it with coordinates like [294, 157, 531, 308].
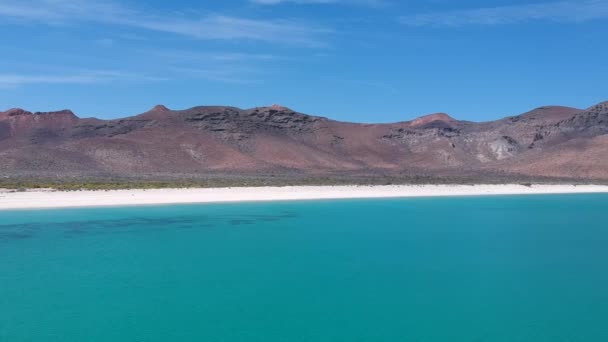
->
[1, 101, 607, 181]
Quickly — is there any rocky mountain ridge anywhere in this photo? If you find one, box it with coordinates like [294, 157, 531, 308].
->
[1, 101, 607, 181]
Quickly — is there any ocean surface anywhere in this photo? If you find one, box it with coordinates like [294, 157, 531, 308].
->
[1, 194, 607, 341]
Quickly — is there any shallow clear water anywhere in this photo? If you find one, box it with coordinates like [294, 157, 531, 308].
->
[1, 194, 607, 341]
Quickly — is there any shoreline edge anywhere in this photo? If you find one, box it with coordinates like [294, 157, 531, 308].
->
[1, 184, 608, 210]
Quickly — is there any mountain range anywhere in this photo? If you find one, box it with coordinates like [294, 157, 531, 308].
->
[1, 101, 607, 183]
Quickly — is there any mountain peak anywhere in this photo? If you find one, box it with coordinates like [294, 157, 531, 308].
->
[516, 106, 581, 123]
[270, 104, 291, 111]
[1, 108, 78, 119]
[410, 113, 455, 127]
[150, 104, 171, 112]
[1, 108, 32, 117]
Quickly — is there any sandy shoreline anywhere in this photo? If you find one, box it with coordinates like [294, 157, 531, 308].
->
[0, 184, 607, 210]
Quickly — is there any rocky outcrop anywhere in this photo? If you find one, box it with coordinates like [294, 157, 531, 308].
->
[558, 102, 608, 134]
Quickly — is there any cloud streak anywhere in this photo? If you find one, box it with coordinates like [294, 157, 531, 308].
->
[251, 0, 386, 6]
[129, 15, 329, 47]
[400, 0, 608, 27]
[0, 70, 162, 87]
[0, 0, 329, 46]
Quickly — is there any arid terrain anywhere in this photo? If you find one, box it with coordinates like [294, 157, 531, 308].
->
[1, 101, 607, 186]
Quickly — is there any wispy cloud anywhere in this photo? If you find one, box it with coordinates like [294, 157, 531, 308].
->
[400, 0, 608, 27]
[144, 49, 281, 63]
[129, 15, 329, 47]
[0, 70, 163, 88]
[0, 0, 329, 46]
[0, 0, 126, 22]
[251, 0, 386, 6]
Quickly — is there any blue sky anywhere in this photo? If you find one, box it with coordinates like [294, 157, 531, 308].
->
[1, 0, 607, 122]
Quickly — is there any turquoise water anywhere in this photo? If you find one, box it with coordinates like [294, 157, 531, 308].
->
[1, 195, 607, 341]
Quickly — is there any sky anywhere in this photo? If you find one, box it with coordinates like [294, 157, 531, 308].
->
[0, 0, 607, 123]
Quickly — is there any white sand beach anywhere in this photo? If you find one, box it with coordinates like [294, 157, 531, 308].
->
[0, 184, 607, 210]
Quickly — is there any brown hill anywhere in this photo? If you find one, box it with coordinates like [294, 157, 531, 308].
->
[1, 102, 607, 182]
